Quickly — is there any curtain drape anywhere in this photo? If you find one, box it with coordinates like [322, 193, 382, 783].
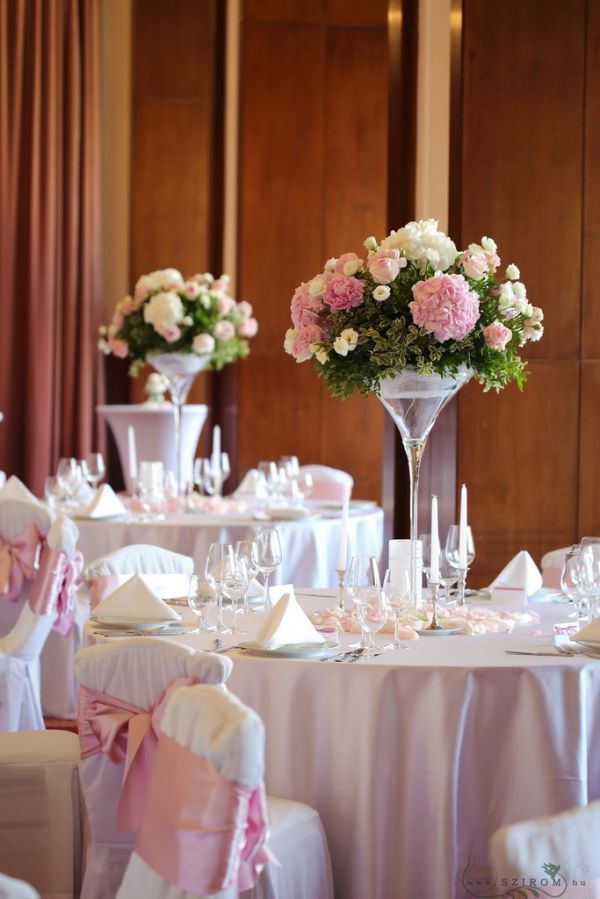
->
[0, 0, 104, 495]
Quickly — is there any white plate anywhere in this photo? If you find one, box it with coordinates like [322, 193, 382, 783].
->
[312, 499, 377, 513]
[265, 506, 318, 521]
[417, 626, 463, 637]
[237, 640, 339, 659]
[91, 615, 182, 630]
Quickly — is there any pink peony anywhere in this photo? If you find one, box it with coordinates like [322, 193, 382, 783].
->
[238, 317, 258, 338]
[292, 324, 322, 362]
[108, 338, 129, 359]
[409, 273, 480, 342]
[162, 324, 181, 343]
[483, 320, 512, 350]
[237, 300, 253, 318]
[367, 248, 405, 284]
[323, 274, 365, 312]
[214, 320, 236, 341]
[291, 282, 325, 329]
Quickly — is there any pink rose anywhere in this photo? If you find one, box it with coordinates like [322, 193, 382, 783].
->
[212, 276, 231, 292]
[238, 317, 258, 338]
[323, 274, 365, 312]
[218, 295, 236, 315]
[163, 324, 181, 343]
[483, 320, 512, 350]
[409, 273, 480, 342]
[367, 248, 404, 285]
[485, 250, 501, 272]
[108, 338, 129, 359]
[237, 300, 253, 318]
[292, 324, 322, 362]
[183, 280, 201, 299]
[461, 252, 488, 281]
[291, 282, 325, 329]
[192, 333, 215, 354]
[214, 320, 235, 341]
[335, 252, 362, 276]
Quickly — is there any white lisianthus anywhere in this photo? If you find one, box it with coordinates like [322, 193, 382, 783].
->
[512, 281, 526, 299]
[343, 258, 361, 276]
[523, 303, 533, 318]
[505, 263, 520, 280]
[192, 333, 215, 354]
[284, 328, 297, 354]
[380, 219, 458, 272]
[309, 275, 327, 296]
[363, 236, 378, 252]
[481, 236, 497, 253]
[324, 258, 337, 273]
[373, 285, 391, 301]
[513, 297, 528, 315]
[314, 347, 329, 365]
[334, 328, 359, 356]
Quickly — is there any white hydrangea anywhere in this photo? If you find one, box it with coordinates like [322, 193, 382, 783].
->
[380, 219, 457, 272]
[143, 291, 185, 335]
[145, 268, 184, 292]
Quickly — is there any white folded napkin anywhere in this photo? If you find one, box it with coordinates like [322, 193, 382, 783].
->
[574, 617, 600, 646]
[0, 475, 44, 506]
[83, 484, 128, 519]
[252, 592, 325, 650]
[489, 550, 542, 603]
[234, 468, 268, 499]
[94, 574, 181, 624]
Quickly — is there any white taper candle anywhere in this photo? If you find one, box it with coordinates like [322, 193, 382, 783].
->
[211, 424, 221, 467]
[458, 484, 468, 569]
[127, 425, 137, 485]
[430, 495, 440, 582]
[337, 484, 351, 570]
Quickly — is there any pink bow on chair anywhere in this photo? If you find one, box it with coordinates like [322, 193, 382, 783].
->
[0, 524, 42, 601]
[78, 677, 195, 832]
[28, 545, 84, 635]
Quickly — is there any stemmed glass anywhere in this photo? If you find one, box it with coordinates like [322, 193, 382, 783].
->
[578, 537, 600, 618]
[44, 476, 63, 511]
[235, 539, 260, 612]
[560, 546, 587, 628]
[81, 453, 105, 489]
[187, 574, 217, 632]
[205, 543, 235, 634]
[56, 458, 83, 504]
[200, 454, 230, 498]
[221, 555, 249, 633]
[254, 528, 282, 610]
[347, 555, 381, 648]
[445, 525, 476, 600]
[439, 550, 458, 603]
[383, 568, 411, 649]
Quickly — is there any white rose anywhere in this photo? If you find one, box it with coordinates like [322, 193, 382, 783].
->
[143, 291, 185, 335]
[309, 275, 327, 296]
[505, 263, 520, 280]
[340, 328, 358, 349]
[343, 258, 361, 276]
[284, 328, 297, 354]
[192, 333, 215, 354]
[373, 285, 391, 301]
[363, 236, 378, 252]
[324, 258, 337, 273]
[461, 254, 487, 281]
[333, 336, 350, 356]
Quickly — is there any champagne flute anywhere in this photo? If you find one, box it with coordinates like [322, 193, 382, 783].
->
[254, 528, 282, 610]
[204, 543, 235, 634]
[187, 574, 217, 632]
[383, 568, 411, 649]
[235, 539, 260, 612]
[347, 555, 380, 648]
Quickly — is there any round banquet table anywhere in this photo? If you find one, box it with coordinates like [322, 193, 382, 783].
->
[85, 595, 600, 899]
[75, 506, 384, 588]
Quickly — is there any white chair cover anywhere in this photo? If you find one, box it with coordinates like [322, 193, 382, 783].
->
[0, 873, 40, 899]
[299, 464, 353, 502]
[118, 684, 334, 899]
[84, 544, 194, 579]
[74, 640, 233, 899]
[489, 801, 600, 895]
[0, 604, 55, 731]
[0, 730, 82, 898]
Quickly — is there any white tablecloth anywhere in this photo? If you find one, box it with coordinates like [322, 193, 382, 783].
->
[75, 508, 384, 588]
[85, 596, 600, 899]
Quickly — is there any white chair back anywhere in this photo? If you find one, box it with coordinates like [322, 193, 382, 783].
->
[0, 873, 40, 899]
[299, 464, 353, 502]
[84, 544, 194, 610]
[74, 641, 232, 899]
[0, 604, 55, 731]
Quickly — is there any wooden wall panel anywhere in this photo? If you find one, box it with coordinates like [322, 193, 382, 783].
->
[456, 0, 586, 584]
[237, 2, 388, 501]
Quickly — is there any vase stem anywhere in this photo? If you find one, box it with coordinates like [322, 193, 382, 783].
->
[165, 373, 195, 494]
[403, 438, 425, 607]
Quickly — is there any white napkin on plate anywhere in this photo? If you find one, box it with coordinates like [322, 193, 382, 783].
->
[83, 484, 128, 519]
[0, 475, 44, 506]
[94, 574, 181, 624]
[252, 592, 325, 650]
[234, 468, 268, 499]
[489, 551, 542, 598]
[574, 617, 600, 646]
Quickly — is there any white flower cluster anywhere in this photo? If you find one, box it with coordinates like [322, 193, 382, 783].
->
[380, 219, 458, 272]
[143, 291, 185, 336]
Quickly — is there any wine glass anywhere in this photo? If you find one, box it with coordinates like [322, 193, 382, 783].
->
[187, 574, 217, 632]
[383, 568, 411, 649]
[56, 457, 83, 504]
[254, 528, 282, 610]
[221, 555, 249, 633]
[235, 539, 260, 612]
[347, 555, 380, 648]
[560, 546, 587, 628]
[83, 453, 105, 488]
[444, 525, 476, 571]
[578, 537, 600, 618]
[439, 550, 458, 603]
[205, 542, 235, 634]
[44, 475, 63, 510]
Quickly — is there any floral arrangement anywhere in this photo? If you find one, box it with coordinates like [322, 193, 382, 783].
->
[99, 268, 258, 376]
[284, 219, 543, 396]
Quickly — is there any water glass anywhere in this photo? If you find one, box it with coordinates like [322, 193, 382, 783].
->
[254, 528, 282, 610]
[221, 555, 249, 633]
[578, 537, 600, 617]
[347, 555, 380, 647]
[235, 539, 260, 611]
[82, 453, 105, 488]
[444, 525, 476, 570]
[187, 575, 217, 632]
[560, 546, 587, 628]
[44, 475, 63, 510]
[56, 457, 83, 503]
[383, 568, 411, 649]
[205, 543, 235, 633]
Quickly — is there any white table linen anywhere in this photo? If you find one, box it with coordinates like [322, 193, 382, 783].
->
[76, 507, 383, 589]
[86, 596, 600, 899]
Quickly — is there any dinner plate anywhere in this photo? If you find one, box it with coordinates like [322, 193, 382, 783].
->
[91, 615, 182, 631]
[417, 626, 463, 636]
[237, 640, 339, 659]
[265, 506, 318, 521]
[312, 499, 377, 513]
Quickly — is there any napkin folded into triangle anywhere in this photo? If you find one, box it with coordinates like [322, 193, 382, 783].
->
[94, 574, 181, 624]
[489, 550, 542, 601]
[83, 484, 128, 519]
[234, 468, 268, 499]
[574, 617, 600, 646]
[250, 591, 325, 650]
[0, 475, 44, 506]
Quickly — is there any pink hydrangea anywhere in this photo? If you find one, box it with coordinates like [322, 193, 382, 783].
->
[323, 274, 365, 312]
[409, 273, 480, 342]
[291, 282, 325, 329]
[367, 248, 405, 284]
[238, 317, 258, 338]
[162, 324, 181, 343]
[108, 338, 129, 359]
[483, 320, 512, 350]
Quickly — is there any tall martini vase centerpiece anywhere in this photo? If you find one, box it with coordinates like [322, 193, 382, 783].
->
[146, 352, 211, 495]
[377, 366, 471, 606]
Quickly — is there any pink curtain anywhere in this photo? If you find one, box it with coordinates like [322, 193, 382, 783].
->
[0, 0, 104, 495]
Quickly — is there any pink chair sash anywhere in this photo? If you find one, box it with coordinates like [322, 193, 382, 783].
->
[28, 545, 84, 636]
[0, 524, 41, 601]
[135, 733, 275, 893]
[78, 678, 194, 832]
[87, 574, 133, 610]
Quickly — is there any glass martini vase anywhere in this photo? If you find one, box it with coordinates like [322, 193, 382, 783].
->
[377, 366, 471, 605]
[146, 352, 211, 494]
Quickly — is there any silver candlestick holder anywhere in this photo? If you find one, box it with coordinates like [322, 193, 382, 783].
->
[457, 567, 469, 607]
[335, 568, 346, 611]
[426, 579, 442, 630]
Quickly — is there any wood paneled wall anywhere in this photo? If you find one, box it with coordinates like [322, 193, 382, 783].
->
[455, 0, 598, 584]
[235, 0, 389, 500]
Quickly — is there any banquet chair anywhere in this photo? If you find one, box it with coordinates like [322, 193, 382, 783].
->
[0, 873, 40, 898]
[117, 683, 334, 899]
[74, 640, 233, 899]
[0, 730, 82, 899]
[84, 544, 194, 610]
[298, 464, 353, 502]
[489, 802, 600, 896]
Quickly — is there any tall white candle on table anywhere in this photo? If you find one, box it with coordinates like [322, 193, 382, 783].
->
[127, 425, 137, 486]
[211, 424, 221, 467]
[458, 484, 468, 569]
[337, 485, 350, 570]
[430, 495, 440, 582]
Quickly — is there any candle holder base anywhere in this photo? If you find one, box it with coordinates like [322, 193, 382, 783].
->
[426, 580, 443, 630]
[457, 568, 469, 607]
[335, 568, 346, 611]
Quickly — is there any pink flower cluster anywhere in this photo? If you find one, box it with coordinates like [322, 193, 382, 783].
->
[323, 274, 365, 312]
[366, 247, 406, 284]
[483, 320, 512, 350]
[289, 282, 330, 361]
[409, 273, 480, 342]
